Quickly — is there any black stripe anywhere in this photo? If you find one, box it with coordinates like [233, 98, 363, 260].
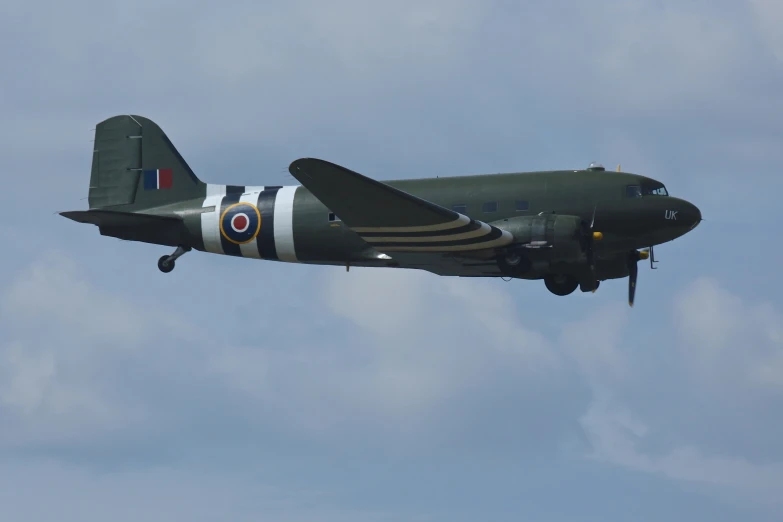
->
[256, 187, 279, 260]
[219, 189, 244, 257]
[370, 227, 504, 248]
[358, 221, 482, 238]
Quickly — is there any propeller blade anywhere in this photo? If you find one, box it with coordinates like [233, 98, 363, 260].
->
[627, 251, 639, 307]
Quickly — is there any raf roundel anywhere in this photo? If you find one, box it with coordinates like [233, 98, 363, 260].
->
[219, 202, 262, 244]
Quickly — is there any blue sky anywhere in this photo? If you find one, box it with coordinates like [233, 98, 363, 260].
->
[1, 1, 782, 520]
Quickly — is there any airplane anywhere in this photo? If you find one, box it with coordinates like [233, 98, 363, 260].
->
[61, 115, 702, 306]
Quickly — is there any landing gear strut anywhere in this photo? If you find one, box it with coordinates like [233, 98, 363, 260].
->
[158, 245, 191, 273]
[580, 279, 600, 293]
[544, 274, 579, 296]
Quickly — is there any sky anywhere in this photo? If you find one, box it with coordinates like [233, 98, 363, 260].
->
[1, 0, 783, 520]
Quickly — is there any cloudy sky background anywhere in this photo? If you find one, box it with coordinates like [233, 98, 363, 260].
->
[2, 0, 783, 520]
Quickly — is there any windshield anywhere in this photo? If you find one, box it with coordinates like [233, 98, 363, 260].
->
[641, 182, 668, 196]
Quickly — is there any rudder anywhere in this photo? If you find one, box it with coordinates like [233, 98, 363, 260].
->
[89, 115, 205, 210]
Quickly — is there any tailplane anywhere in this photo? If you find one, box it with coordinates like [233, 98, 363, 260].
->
[88, 115, 205, 210]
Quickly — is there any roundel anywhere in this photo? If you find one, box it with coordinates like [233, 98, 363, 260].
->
[219, 202, 262, 244]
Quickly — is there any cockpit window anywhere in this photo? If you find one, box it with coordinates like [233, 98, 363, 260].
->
[642, 182, 668, 196]
[627, 183, 668, 197]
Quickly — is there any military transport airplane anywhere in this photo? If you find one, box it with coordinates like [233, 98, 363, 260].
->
[61, 115, 701, 306]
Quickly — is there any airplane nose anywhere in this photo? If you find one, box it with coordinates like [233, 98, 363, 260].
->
[683, 200, 702, 230]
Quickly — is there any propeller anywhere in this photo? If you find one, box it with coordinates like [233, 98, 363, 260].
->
[626, 249, 650, 307]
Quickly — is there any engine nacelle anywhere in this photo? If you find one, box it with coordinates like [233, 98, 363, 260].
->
[492, 214, 586, 262]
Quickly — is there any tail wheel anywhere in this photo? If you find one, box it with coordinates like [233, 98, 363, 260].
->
[544, 274, 578, 296]
[158, 255, 175, 273]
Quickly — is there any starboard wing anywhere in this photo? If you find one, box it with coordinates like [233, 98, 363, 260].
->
[288, 158, 513, 253]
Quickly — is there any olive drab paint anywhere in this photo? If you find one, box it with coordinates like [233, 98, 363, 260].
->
[61, 115, 702, 306]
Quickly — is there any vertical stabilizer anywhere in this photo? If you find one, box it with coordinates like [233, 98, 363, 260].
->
[89, 115, 205, 210]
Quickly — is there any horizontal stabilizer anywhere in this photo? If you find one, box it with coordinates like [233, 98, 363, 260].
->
[60, 209, 189, 247]
[289, 158, 513, 253]
[61, 209, 181, 227]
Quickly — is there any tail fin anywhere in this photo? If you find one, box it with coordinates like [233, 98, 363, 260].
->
[89, 115, 205, 210]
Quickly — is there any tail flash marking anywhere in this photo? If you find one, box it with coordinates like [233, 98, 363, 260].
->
[143, 169, 173, 190]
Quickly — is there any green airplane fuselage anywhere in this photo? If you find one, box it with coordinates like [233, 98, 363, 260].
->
[62, 115, 702, 302]
[133, 166, 700, 281]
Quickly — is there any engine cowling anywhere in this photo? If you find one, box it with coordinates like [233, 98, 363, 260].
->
[492, 214, 586, 262]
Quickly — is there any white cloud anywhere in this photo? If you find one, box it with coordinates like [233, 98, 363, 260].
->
[0, 252, 565, 450]
[561, 303, 632, 396]
[581, 398, 783, 492]
[568, 277, 783, 495]
[674, 277, 783, 390]
[754, 351, 783, 389]
[210, 267, 560, 439]
[3, 253, 154, 343]
[0, 254, 190, 445]
[284, 0, 485, 67]
[1, 251, 782, 519]
[5, 257, 781, 499]
[749, 0, 783, 62]
[3, 0, 776, 158]
[0, 0, 490, 153]
[0, 458, 407, 522]
[0, 343, 56, 413]
[592, 4, 750, 105]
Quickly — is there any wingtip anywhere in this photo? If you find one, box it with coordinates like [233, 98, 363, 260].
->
[289, 157, 322, 166]
[288, 157, 327, 177]
[289, 158, 364, 181]
[288, 158, 314, 180]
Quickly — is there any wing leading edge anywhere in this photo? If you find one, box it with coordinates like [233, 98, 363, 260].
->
[288, 158, 513, 253]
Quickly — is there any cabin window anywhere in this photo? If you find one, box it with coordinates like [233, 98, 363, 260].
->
[482, 201, 498, 213]
[328, 212, 341, 222]
[452, 204, 467, 214]
[626, 185, 642, 198]
[515, 200, 529, 211]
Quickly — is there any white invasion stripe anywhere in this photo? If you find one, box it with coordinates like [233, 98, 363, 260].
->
[378, 230, 514, 253]
[201, 184, 226, 254]
[351, 213, 470, 233]
[273, 185, 299, 262]
[239, 189, 264, 259]
[361, 222, 491, 243]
